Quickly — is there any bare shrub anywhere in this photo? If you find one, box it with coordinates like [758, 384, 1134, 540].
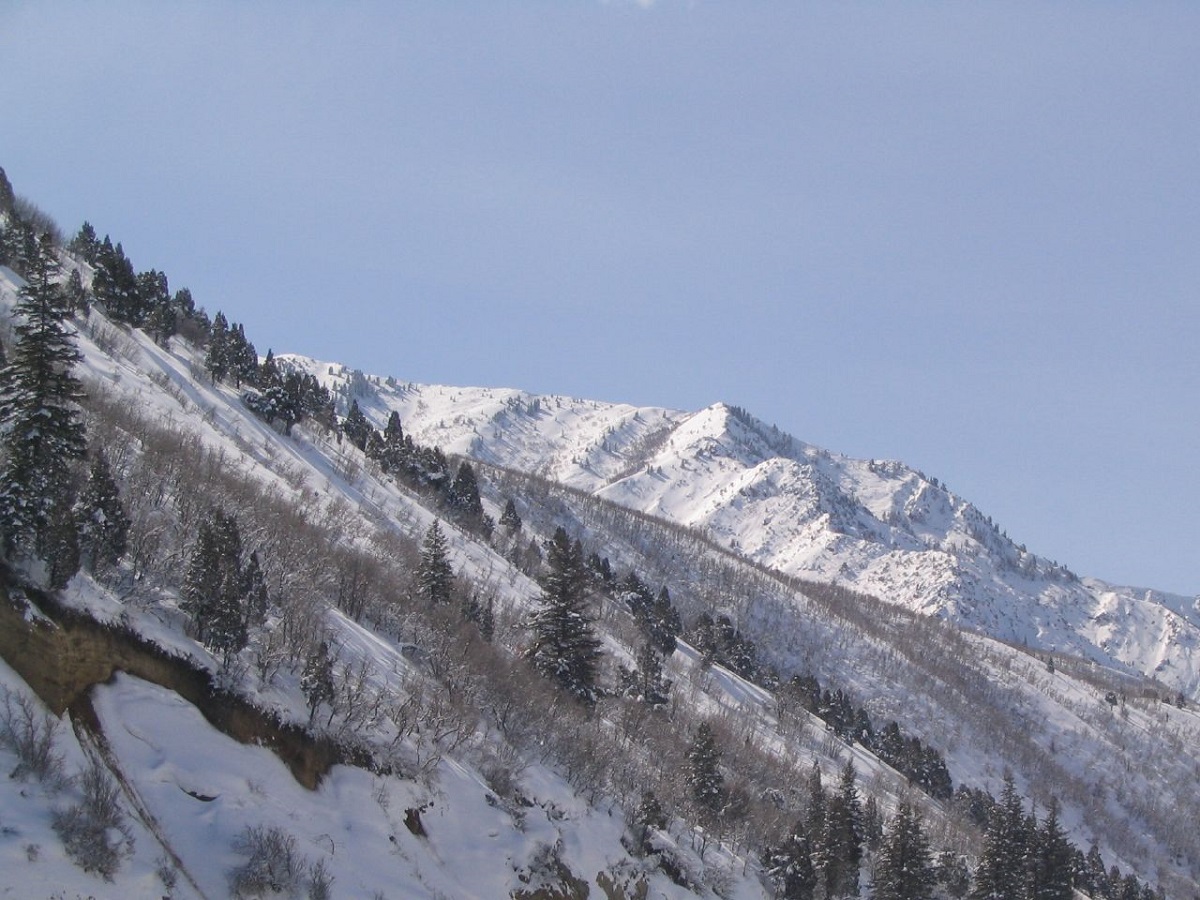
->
[228, 824, 306, 898]
[0, 687, 65, 786]
[52, 757, 134, 880]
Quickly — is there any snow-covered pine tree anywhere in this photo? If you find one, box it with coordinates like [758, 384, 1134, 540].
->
[417, 520, 454, 606]
[684, 721, 725, 822]
[342, 398, 372, 451]
[818, 760, 863, 898]
[973, 774, 1030, 900]
[205, 311, 231, 383]
[0, 233, 88, 582]
[181, 510, 248, 659]
[873, 801, 936, 900]
[764, 818, 818, 900]
[1027, 798, 1074, 900]
[75, 450, 130, 573]
[526, 527, 602, 704]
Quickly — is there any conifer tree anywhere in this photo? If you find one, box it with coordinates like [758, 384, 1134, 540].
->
[380, 410, 405, 472]
[526, 527, 602, 704]
[0, 233, 88, 578]
[973, 774, 1030, 900]
[205, 311, 231, 383]
[499, 498, 522, 534]
[417, 520, 454, 606]
[342, 398, 372, 451]
[684, 721, 725, 821]
[75, 451, 130, 573]
[301, 640, 336, 726]
[819, 760, 863, 898]
[874, 802, 936, 900]
[617, 640, 672, 706]
[1027, 799, 1074, 900]
[448, 461, 484, 524]
[181, 511, 249, 659]
[765, 818, 818, 900]
[241, 550, 269, 629]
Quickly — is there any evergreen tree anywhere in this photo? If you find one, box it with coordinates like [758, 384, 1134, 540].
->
[447, 461, 484, 525]
[241, 550, 269, 629]
[301, 640, 336, 726]
[0, 233, 88, 575]
[205, 311, 231, 383]
[765, 818, 818, 900]
[91, 238, 140, 324]
[526, 527, 602, 704]
[258, 349, 280, 389]
[417, 520, 454, 606]
[68, 221, 100, 263]
[75, 451, 130, 573]
[617, 640, 672, 706]
[380, 410, 406, 472]
[684, 722, 725, 820]
[973, 774, 1031, 900]
[1027, 799, 1074, 900]
[180, 511, 248, 659]
[819, 760, 863, 898]
[342, 398, 372, 451]
[499, 498, 522, 534]
[647, 586, 682, 655]
[874, 802, 936, 900]
[633, 790, 667, 852]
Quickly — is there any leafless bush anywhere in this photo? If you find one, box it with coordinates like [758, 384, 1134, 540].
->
[228, 824, 332, 899]
[52, 757, 134, 880]
[0, 687, 65, 786]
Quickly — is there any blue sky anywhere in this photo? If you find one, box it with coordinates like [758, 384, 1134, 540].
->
[2, 2, 1197, 595]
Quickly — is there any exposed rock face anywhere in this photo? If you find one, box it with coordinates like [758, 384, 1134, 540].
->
[0, 569, 351, 790]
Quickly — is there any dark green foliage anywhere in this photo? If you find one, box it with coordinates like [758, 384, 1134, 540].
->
[342, 399, 372, 451]
[763, 820, 818, 900]
[181, 510, 251, 660]
[417, 520, 454, 606]
[692, 612, 759, 680]
[684, 722, 725, 820]
[0, 233, 88, 574]
[973, 774, 1030, 900]
[68, 220, 100, 262]
[499, 497, 522, 534]
[205, 311, 231, 382]
[633, 790, 667, 852]
[1027, 799, 1074, 900]
[91, 237, 142, 324]
[874, 802, 936, 900]
[526, 527, 602, 704]
[818, 760, 863, 898]
[616, 640, 672, 706]
[75, 451, 130, 573]
[935, 851, 972, 899]
[301, 640, 336, 726]
[447, 461, 485, 528]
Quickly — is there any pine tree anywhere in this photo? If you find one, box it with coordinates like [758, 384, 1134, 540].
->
[301, 640, 336, 726]
[499, 497, 522, 534]
[684, 722, 725, 821]
[447, 461, 484, 524]
[0, 233, 88, 577]
[874, 802, 936, 900]
[342, 399, 372, 451]
[647, 586, 682, 655]
[205, 311, 231, 383]
[818, 760, 863, 898]
[526, 527, 602, 704]
[417, 520, 454, 606]
[617, 640, 672, 706]
[75, 451, 130, 573]
[91, 238, 140, 324]
[973, 774, 1031, 900]
[765, 818, 818, 900]
[180, 511, 248, 659]
[241, 550, 269, 629]
[1027, 799, 1074, 900]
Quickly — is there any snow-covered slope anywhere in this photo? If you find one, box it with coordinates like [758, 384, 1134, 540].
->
[285, 357, 1200, 699]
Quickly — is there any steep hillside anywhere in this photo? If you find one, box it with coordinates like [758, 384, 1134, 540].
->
[286, 358, 1200, 701]
[0, 208, 1196, 897]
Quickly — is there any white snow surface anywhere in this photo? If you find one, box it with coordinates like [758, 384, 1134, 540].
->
[285, 354, 1200, 699]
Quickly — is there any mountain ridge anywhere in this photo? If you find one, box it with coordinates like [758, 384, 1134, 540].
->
[282, 354, 1200, 699]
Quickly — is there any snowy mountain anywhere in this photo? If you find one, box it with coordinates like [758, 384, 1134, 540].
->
[285, 356, 1200, 701]
[2, 196, 1199, 898]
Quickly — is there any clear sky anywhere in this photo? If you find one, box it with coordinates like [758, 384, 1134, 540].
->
[2, 2, 1197, 595]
